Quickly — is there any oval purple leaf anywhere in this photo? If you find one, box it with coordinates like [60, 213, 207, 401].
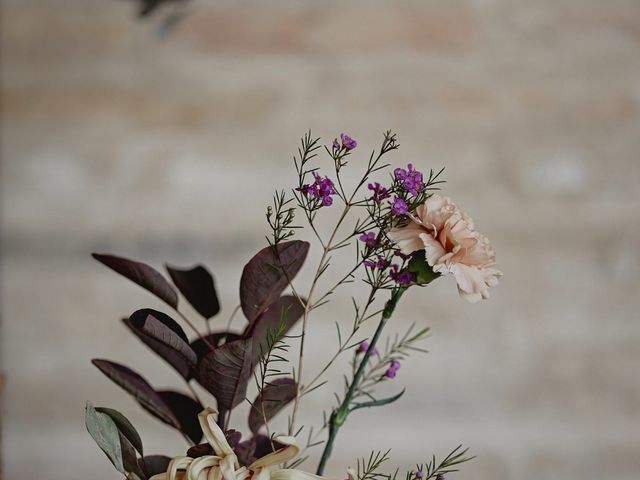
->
[197, 337, 253, 411]
[248, 377, 297, 434]
[157, 390, 203, 444]
[138, 456, 171, 479]
[243, 295, 304, 365]
[166, 264, 220, 320]
[92, 359, 180, 428]
[124, 309, 197, 380]
[92, 253, 178, 308]
[239, 241, 309, 322]
[190, 332, 243, 362]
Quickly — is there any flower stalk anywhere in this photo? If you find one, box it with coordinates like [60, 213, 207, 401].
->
[316, 286, 406, 475]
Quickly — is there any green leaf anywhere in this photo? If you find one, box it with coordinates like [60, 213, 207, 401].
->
[350, 388, 406, 412]
[95, 407, 144, 456]
[407, 254, 440, 285]
[85, 401, 124, 474]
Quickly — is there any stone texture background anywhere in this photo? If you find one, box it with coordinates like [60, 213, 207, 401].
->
[2, 0, 640, 479]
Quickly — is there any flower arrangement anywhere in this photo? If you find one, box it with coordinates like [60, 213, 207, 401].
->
[86, 131, 501, 480]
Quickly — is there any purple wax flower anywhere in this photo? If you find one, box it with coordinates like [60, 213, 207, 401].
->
[375, 257, 390, 270]
[363, 259, 376, 269]
[389, 264, 416, 285]
[394, 250, 412, 261]
[359, 232, 378, 248]
[297, 171, 337, 207]
[394, 163, 424, 195]
[332, 138, 340, 150]
[356, 341, 378, 355]
[395, 271, 416, 285]
[368, 182, 390, 202]
[384, 358, 401, 378]
[390, 197, 408, 216]
[340, 133, 357, 151]
[364, 256, 389, 271]
[415, 471, 424, 479]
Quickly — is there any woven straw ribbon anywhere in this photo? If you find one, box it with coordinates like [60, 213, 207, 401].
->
[150, 408, 333, 480]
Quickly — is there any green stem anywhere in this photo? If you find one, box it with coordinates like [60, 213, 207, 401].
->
[316, 287, 406, 475]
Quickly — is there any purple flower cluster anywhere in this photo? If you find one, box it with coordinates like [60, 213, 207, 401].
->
[384, 358, 401, 378]
[356, 341, 378, 356]
[394, 163, 424, 195]
[390, 264, 416, 286]
[364, 256, 390, 271]
[367, 182, 390, 203]
[297, 171, 337, 206]
[333, 133, 358, 151]
[394, 250, 412, 261]
[359, 231, 378, 248]
[390, 197, 408, 216]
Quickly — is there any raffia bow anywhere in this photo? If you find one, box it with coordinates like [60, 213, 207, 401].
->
[150, 408, 330, 480]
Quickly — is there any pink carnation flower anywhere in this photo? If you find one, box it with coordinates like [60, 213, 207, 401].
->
[387, 194, 502, 302]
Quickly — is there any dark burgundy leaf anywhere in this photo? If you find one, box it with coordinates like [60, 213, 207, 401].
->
[225, 429, 242, 448]
[248, 377, 297, 434]
[124, 309, 197, 379]
[255, 435, 283, 459]
[137, 0, 187, 17]
[190, 332, 243, 362]
[235, 439, 256, 467]
[119, 430, 145, 478]
[167, 264, 220, 319]
[187, 443, 213, 458]
[244, 296, 304, 365]
[157, 390, 203, 444]
[239, 241, 309, 322]
[138, 455, 171, 479]
[92, 253, 178, 308]
[92, 359, 180, 429]
[235, 435, 282, 466]
[197, 338, 252, 410]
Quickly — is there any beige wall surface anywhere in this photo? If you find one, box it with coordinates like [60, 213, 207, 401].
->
[2, 0, 640, 479]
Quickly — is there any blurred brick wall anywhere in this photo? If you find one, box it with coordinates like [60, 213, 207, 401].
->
[2, 0, 640, 479]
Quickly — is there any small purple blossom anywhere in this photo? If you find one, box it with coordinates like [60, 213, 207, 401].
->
[364, 256, 390, 271]
[389, 264, 416, 285]
[390, 197, 408, 216]
[368, 182, 391, 202]
[359, 232, 377, 248]
[333, 133, 357, 152]
[394, 250, 412, 261]
[340, 133, 357, 151]
[384, 358, 401, 378]
[356, 341, 378, 356]
[415, 471, 424, 480]
[297, 171, 337, 207]
[396, 271, 416, 285]
[394, 163, 424, 195]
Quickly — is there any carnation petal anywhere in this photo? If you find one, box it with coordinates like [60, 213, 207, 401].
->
[418, 233, 446, 266]
[387, 224, 426, 254]
[450, 263, 501, 303]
